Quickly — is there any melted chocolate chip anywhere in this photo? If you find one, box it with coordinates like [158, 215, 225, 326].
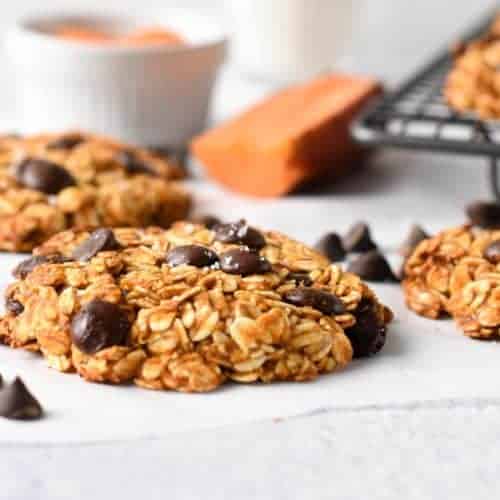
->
[5, 297, 24, 316]
[191, 214, 222, 229]
[484, 240, 500, 264]
[347, 251, 399, 283]
[219, 249, 271, 276]
[13, 254, 68, 279]
[46, 134, 84, 150]
[214, 220, 266, 249]
[71, 300, 130, 355]
[13, 158, 76, 194]
[282, 287, 346, 315]
[286, 272, 313, 287]
[166, 245, 219, 268]
[467, 201, 500, 228]
[72, 229, 121, 262]
[344, 299, 387, 358]
[398, 224, 429, 258]
[116, 150, 157, 177]
[0, 377, 43, 420]
[343, 222, 377, 253]
[314, 233, 346, 262]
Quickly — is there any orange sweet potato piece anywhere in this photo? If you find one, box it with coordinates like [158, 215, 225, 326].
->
[191, 74, 382, 197]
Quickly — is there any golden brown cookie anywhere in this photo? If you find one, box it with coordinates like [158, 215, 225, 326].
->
[403, 224, 500, 338]
[445, 15, 500, 119]
[0, 221, 392, 392]
[0, 132, 190, 251]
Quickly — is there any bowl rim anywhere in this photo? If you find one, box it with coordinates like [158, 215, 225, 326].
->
[8, 8, 229, 55]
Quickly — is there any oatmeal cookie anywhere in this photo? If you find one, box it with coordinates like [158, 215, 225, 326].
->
[0, 132, 190, 251]
[0, 221, 392, 392]
[403, 224, 500, 337]
[445, 15, 500, 119]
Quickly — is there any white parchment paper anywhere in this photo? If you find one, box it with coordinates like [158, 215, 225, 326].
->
[0, 165, 498, 444]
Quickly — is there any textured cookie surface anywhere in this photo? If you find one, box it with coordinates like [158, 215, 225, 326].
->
[0, 222, 392, 392]
[0, 132, 190, 251]
[403, 225, 500, 338]
[445, 15, 500, 119]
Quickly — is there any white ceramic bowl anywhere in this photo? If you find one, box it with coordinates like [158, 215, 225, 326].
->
[6, 10, 227, 148]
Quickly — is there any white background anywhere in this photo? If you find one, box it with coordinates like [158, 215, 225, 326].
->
[0, 0, 498, 122]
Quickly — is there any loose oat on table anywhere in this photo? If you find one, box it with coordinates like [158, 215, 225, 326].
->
[403, 224, 500, 338]
[0, 131, 190, 251]
[0, 221, 392, 392]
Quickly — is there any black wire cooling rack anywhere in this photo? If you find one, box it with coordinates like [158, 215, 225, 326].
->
[351, 10, 500, 199]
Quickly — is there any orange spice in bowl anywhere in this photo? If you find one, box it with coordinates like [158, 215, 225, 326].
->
[54, 25, 185, 46]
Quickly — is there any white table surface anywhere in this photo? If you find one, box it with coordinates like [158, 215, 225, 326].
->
[3, 18, 500, 497]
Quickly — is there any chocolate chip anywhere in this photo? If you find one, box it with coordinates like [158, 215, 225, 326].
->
[398, 224, 429, 258]
[286, 271, 313, 287]
[116, 150, 157, 177]
[345, 299, 387, 358]
[13, 158, 76, 194]
[5, 297, 24, 316]
[166, 245, 219, 268]
[220, 249, 271, 276]
[71, 300, 130, 355]
[314, 233, 346, 262]
[343, 222, 377, 253]
[0, 377, 43, 420]
[347, 250, 399, 283]
[467, 201, 500, 228]
[13, 254, 68, 279]
[484, 240, 500, 264]
[282, 287, 346, 315]
[214, 220, 266, 249]
[46, 133, 84, 150]
[72, 229, 121, 262]
[191, 214, 222, 229]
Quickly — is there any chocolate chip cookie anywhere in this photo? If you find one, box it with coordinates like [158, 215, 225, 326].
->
[0, 221, 392, 392]
[0, 132, 190, 251]
[403, 225, 500, 338]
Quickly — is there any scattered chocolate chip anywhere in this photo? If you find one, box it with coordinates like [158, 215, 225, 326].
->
[484, 240, 500, 264]
[347, 250, 399, 283]
[46, 133, 84, 150]
[0, 377, 43, 420]
[191, 214, 221, 229]
[286, 271, 313, 287]
[72, 229, 121, 262]
[466, 201, 500, 228]
[282, 287, 346, 315]
[219, 249, 271, 276]
[166, 245, 219, 268]
[345, 299, 387, 358]
[314, 233, 346, 262]
[398, 224, 429, 258]
[343, 222, 377, 253]
[12, 254, 68, 279]
[71, 300, 130, 355]
[5, 297, 24, 316]
[115, 150, 157, 177]
[214, 220, 266, 249]
[13, 158, 76, 194]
